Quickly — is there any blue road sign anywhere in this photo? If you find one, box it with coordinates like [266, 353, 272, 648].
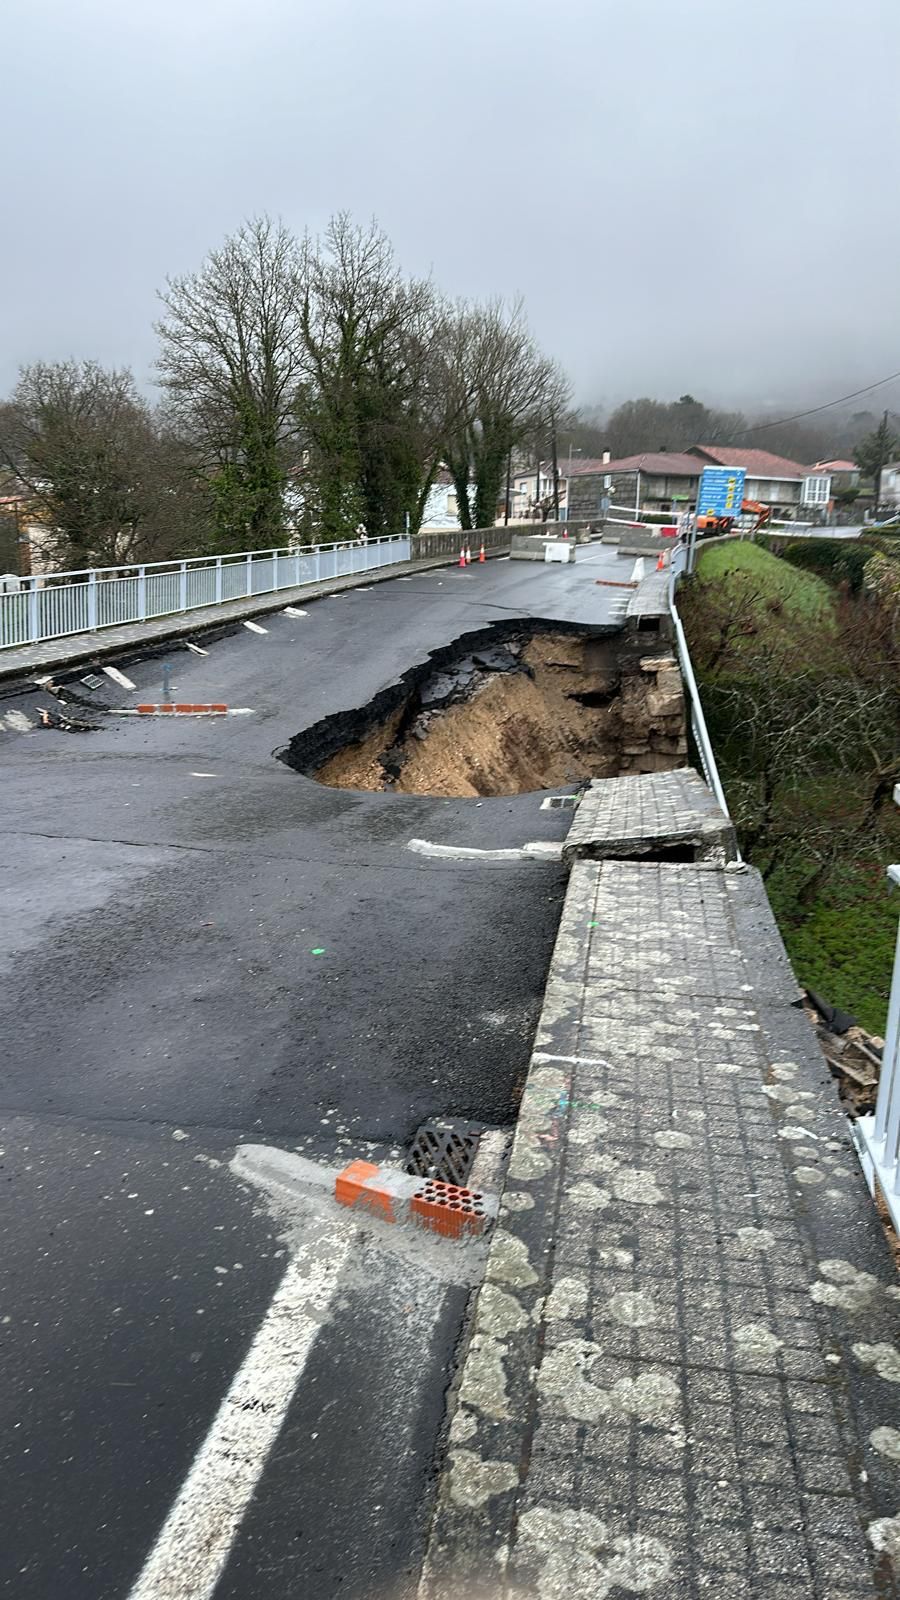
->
[697, 465, 746, 518]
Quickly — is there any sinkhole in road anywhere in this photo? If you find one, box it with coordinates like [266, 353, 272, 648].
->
[278, 620, 686, 798]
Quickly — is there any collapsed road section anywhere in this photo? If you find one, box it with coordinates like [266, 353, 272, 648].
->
[278, 620, 687, 797]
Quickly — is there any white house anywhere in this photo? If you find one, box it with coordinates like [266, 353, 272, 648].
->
[420, 470, 479, 530]
[879, 463, 900, 506]
[510, 466, 568, 520]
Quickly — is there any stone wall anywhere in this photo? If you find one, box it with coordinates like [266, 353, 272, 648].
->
[618, 654, 687, 774]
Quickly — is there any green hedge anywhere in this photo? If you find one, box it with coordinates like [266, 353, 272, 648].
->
[781, 538, 871, 594]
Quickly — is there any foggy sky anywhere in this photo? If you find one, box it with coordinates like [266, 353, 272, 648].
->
[3, 0, 900, 415]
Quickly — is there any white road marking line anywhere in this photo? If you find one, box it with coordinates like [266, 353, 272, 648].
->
[282, 607, 308, 617]
[227, 708, 255, 716]
[242, 620, 268, 634]
[533, 1051, 613, 1069]
[103, 665, 137, 690]
[186, 642, 209, 656]
[406, 838, 562, 862]
[397, 576, 413, 581]
[4, 711, 34, 732]
[190, 772, 218, 778]
[126, 1229, 349, 1600]
[354, 587, 374, 592]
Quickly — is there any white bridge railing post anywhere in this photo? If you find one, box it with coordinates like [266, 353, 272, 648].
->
[854, 789, 900, 1230]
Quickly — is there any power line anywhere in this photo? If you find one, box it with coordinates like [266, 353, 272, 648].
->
[735, 367, 900, 437]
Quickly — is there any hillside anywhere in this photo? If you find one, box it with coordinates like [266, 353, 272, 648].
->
[681, 537, 900, 1033]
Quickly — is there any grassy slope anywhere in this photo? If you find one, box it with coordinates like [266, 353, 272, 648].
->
[691, 540, 898, 1035]
[695, 539, 834, 621]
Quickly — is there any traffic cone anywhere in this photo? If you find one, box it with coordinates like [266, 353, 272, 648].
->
[458, 546, 466, 568]
[479, 542, 486, 563]
[656, 552, 665, 571]
[466, 544, 472, 565]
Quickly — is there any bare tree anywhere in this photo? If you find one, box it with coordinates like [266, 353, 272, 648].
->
[442, 300, 569, 531]
[296, 214, 451, 540]
[156, 216, 303, 550]
[0, 362, 202, 569]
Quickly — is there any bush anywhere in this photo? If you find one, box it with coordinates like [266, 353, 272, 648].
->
[782, 538, 871, 594]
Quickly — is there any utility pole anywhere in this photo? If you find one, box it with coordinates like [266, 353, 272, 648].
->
[551, 426, 560, 522]
[504, 449, 512, 526]
[14, 501, 32, 579]
[875, 409, 889, 506]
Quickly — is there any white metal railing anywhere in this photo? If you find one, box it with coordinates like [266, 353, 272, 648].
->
[0, 537, 411, 650]
[667, 542, 735, 829]
[672, 541, 899, 1222]
[853, 788, 900, 1230]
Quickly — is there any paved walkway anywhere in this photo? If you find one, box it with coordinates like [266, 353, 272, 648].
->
[421, 780, 900, 1599]
[0, 551, 456, 682]
[562, 769, 737, 866]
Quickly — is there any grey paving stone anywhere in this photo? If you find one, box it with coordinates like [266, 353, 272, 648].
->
[562, 769, 737, 866]
[419, 857, 900, 1600]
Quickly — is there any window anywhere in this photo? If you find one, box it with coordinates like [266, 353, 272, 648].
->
[447, 491, 458, 515]
[802, 475, 830, 506]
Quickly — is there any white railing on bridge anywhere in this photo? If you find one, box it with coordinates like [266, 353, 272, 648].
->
[667, 541, 736, 832]
[0, 537, 411, 650]
[854, 788, 900, 1232]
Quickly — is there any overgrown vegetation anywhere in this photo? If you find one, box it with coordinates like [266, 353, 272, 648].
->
[778, 536, 873, 595]
[680, 539, 900, 1032]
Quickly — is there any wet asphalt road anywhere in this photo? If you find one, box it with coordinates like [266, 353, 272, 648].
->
[0, 545, 630, 1600]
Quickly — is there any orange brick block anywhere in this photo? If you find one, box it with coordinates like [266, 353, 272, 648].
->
[334, 1160, 398, 1222]
[410, 1180, 488, 1240]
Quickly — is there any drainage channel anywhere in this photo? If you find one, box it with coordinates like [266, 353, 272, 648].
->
[405, 1120, 481, 1185]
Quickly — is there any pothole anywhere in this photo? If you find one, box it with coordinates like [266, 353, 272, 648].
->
[277, 620, 686, 798]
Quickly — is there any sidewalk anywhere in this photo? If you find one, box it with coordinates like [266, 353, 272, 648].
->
[0, 551, 456, 683]
[421, 782, 900, 1599]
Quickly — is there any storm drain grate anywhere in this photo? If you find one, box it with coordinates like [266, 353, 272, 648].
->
[405, 1120, 480, 1185]
[80, 674, 105, 691]
[540, 794, 579, 811]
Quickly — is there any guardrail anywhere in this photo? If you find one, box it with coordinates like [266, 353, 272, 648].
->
[667, 541, 735, 828]
[0, 536, 411, 650]
[853, 792, 900, 1231]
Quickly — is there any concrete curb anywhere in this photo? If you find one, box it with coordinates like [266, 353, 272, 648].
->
[417, 867, 595, 1597]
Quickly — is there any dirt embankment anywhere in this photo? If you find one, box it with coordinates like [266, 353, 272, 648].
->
[312, 629, 686, 798]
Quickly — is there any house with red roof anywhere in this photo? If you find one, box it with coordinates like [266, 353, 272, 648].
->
[558, 442, 847, 524]
[564, 451, 703, 520]
[812, 459, 861, 493]
[687, 446, 832, 516]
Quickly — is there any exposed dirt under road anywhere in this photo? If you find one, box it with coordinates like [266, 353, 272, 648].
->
[280, 621, 687, 797]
